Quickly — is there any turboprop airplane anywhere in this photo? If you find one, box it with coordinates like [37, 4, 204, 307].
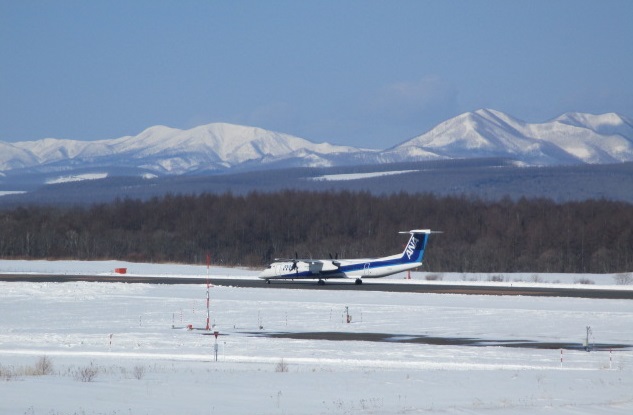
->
[259, 229, 436, 285]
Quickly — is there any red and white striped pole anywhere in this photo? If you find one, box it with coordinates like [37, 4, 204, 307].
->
[206, 253, 211, 331]
[560, 349, 563, 368]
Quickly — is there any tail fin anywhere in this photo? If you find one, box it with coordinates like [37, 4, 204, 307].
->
[399, 229, 433, 264]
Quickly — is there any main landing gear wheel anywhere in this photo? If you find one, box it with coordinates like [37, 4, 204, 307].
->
[355, 279, 363, 285]
[317, 279, 325, 285]
[265, 279, 271, 284]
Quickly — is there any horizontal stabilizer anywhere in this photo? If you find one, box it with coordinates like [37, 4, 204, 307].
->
[399, 229, 441, 234]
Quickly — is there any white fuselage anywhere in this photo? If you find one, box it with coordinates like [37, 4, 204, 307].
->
[259, 229, 433, 283]
[259, 254, 418, 280]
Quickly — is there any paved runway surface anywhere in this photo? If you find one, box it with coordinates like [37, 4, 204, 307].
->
[1, 274, 632, 299]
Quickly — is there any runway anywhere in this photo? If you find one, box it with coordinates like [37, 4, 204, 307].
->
[1, 273, 632, 299]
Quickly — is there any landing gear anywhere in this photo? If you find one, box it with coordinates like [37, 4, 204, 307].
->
[355, 278, 363, 285]
[317, 279, 325, 285]
[265, 279, 271, 284]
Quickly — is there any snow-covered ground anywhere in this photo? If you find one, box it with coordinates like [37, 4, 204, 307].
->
[1, 260, 632, 414]
[0, 191, 27, 197]
[309, 170, 419, 181]
[45, 172, 109, 185]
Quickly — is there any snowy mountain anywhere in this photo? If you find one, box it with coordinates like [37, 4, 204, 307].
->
[3, 123, 372, 175]
[1, 110, 632, 184]
[384, 109, 633, 165]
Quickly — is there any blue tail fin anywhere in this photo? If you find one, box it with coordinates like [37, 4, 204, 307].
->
[400, 230, 431, 264]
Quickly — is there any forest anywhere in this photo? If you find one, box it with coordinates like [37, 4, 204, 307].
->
[0, 190, 632, 274]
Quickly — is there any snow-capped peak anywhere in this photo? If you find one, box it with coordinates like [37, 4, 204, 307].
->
[1, 110, 632, 178]
[554, 112, 633, 138]
[2, 122, 368, 175]
[385, 109, 633, 165]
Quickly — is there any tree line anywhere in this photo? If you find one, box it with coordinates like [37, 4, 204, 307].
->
[0, 191, 631, 273]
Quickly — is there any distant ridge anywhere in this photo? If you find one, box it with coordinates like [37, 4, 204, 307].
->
[1, 110, 632, 185]
[384, 109, 633, 166]
[2, 123, 369, 175]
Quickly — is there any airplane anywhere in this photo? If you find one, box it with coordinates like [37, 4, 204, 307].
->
[259, 229, 436, 285]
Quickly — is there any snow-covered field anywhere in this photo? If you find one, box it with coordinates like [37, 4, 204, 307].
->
[45, 172, 109, 185]
[1, 260, 632, 414]
[309, 170, 419, 182]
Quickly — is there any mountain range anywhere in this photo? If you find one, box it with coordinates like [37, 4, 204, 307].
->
[1, 109, 633, 184]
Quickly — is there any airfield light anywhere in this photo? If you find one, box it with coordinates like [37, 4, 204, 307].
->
[213, 330, 219, 362]
[584, 326, 593, 352]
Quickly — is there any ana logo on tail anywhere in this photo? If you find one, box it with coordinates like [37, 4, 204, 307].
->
[405, 236, 419, 260]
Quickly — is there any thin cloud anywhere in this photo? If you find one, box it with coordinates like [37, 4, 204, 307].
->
[369, 76, 459, 123]
[246, 101, 298, 131]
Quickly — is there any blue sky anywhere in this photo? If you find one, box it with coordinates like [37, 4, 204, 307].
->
[1, 0, 632, 149]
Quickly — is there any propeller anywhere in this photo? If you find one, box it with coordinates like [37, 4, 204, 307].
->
[290, 252, 298, 272]
[329, 252, 341, 268]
